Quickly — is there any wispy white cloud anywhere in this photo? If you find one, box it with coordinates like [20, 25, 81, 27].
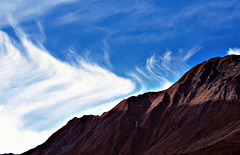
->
[0, 28, 135, 153]
[182, 45, 202, 61]
[131, 46, 201, 91]
[135, 66, 151, 79]
[227, 48, 240, 55]
[0, 0, 77, 27]
[146, 53, 158, 73]
[102, 39, 113, 69]
[52, 0, 240, 39]
[127, 72, 146, 93]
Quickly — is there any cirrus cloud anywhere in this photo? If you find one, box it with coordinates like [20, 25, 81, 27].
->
[0, 28, 135, 153]
[129, 45, 201, 92]
[0, 0, 77, 27]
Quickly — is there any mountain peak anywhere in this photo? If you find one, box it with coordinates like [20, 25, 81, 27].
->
[168, 55, 240, 105]
[178, 55, 240, 85]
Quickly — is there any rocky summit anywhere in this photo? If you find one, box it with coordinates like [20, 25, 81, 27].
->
[23, 55, 240, 155]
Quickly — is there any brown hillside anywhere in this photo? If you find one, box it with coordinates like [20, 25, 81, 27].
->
[23, 55, 240, 155]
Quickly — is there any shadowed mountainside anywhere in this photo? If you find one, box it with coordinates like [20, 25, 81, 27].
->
[23, 55, 240, 155]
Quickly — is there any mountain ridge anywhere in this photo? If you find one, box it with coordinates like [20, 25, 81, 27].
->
[23, 55, 240, 155]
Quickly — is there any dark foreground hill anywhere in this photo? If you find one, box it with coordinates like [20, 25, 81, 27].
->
[23, 55, 240, 155]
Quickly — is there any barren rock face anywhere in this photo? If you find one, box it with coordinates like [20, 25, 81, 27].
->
[23, 55, 240, 155]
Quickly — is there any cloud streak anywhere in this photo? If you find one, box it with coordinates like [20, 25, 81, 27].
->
[52, 0, 240, 39]
[131, 46, 201, 92]
[0, 28, 135, 153]
[0, 0, 77, 27]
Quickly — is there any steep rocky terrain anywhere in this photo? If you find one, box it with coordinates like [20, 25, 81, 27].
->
[23, 55, 240, 155]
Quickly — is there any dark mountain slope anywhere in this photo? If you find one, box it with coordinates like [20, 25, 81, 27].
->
[23, 55, 240, 155]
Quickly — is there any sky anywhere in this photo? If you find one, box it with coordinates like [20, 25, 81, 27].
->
[0, 0, 240, 153]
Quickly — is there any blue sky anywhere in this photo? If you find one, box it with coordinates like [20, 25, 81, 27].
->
[0, 0, 240, 153]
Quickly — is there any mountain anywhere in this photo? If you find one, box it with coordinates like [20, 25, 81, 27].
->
[23, 55, 240, 155]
